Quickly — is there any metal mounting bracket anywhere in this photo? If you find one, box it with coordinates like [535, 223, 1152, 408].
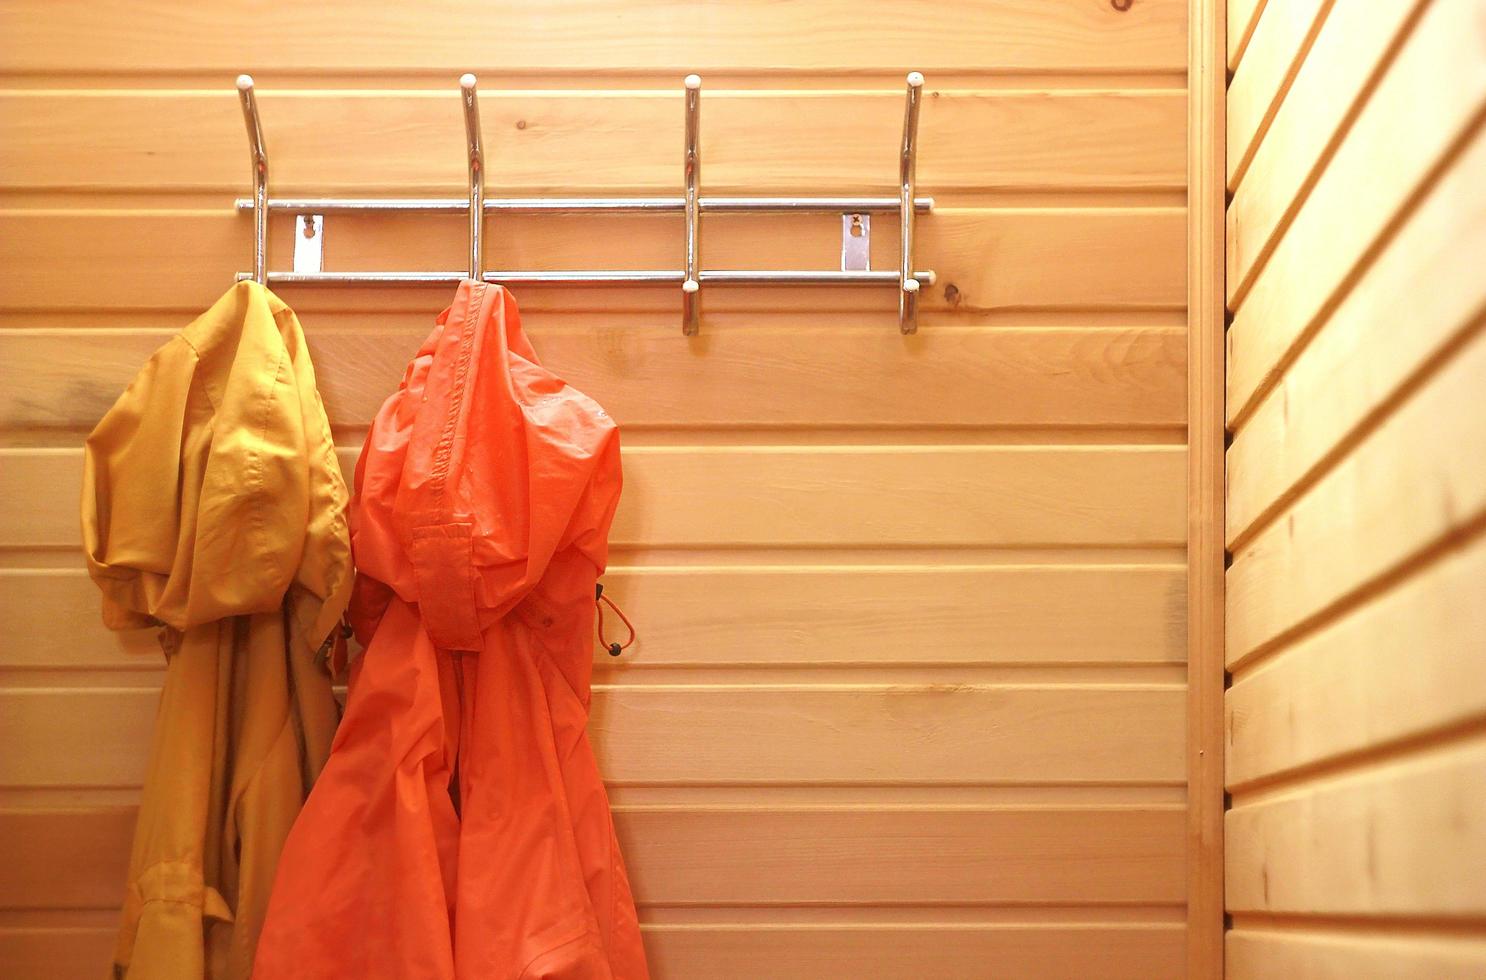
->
[293, 214, 325, 274]
[841, 212, 870, 271]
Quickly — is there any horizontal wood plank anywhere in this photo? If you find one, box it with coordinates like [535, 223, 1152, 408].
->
[0, 926, 117, 980]
[2, 565, 1186, 671]
[1226, 126, 1486, 546]
[0, 921, 1188, 980]
[0, 325, 1188, 434]
[0, 684, 1186, 787]
[1224, 0, 1330, 190]
[0, 0, 1194, 964]
[1225, 0, 1486, 422]
[4, 445, 1188, 551]
[1227, 0, 1269, 70]
[645, 923, 1186, 980]
[0, 90, 1186, 195]
[1225, 323, 1486, 667]
[1226, 537, 1486, 788]
[0, 0, 1189, 74]
[0, 804, 1185, 909]
[1226, 736, 1486, 915]
[0, 207, 1188, 316]
[1224, 0, 1425, 297]
[1228, 930, 1486, 980]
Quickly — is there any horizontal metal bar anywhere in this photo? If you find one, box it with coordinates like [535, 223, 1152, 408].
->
[232, 195, 935, 215]
[236, 269, 938, 287]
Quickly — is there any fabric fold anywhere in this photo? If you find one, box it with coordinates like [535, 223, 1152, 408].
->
[254, 281, 648, 980]
[82, 281, 351, 979]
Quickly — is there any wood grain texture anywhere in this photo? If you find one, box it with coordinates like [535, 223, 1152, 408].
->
[0, 685, 1186, 788]
[1227, 0, 1269, 69]
[1185, 0, 1226, 972]
[1227, 537, 1486, 788]
[1226, 735, 1486, 915]
[1225, 0, 1486, 422]
[4, 565, 1189, 671]
[1225, 329, 1486, 667]
[643, 923, 1187, 980]
[0, 805, 1186, 909]
[0, 0, 1194, 973]
[0, 922, 1189, 980]
[0, 0, 1190, 74]
[0, 90, 1186, 195]
[2, 445, 1189, 552]
[0, 208, 1188, 316]
[1226, 125, 1486, 547]
[0, 325, 1188, 434]
[1224, 0, 1329, 189]
[1223, 0, 1426, 305]
[1224, 0, 1486, 968]
[1228, 930, 1486, 980]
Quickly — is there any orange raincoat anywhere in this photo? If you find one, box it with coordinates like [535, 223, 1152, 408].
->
[82, 281, 352, 979]
[253, 281, 649, 979]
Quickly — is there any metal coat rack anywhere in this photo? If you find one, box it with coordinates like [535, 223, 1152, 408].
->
[234, 72, 934, 333]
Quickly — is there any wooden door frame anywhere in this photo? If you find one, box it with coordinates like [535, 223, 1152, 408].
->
[1187, 0, 1227, 975]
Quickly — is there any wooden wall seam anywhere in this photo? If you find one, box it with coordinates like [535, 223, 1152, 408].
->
[1187, 0, 1227, 976]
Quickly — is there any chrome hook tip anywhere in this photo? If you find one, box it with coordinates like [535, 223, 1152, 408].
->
[684, 74, 701, 90]
[682, 279, 700, 294]
[460, 73, 477, 92]
[906, 71, 924, 88]
[903, 278, 920, 293]
[236, 74, 254, 92]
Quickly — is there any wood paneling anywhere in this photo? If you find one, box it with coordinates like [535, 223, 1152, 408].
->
[1225, 0, 1486, 422]
[1226, 126, 1486, 546]
[1227, 737, 1486, 915]
[0, 1, 1189, 75]
[3, 446, 1188, 551]
[1226, 0, 1269, 69]
[0, 684, 1186, 788]
[1186, 0, 1228, 972]
[0, 2, 1193, 976]
[1226, 329, 1486, 666]
[0, 91, 1186, 195]
[1229, 931, 1486, 979]
[0, 565, 1188, 671]
[1227, 537, 1486, 788]
[1224, 0, 1486, 970]
[0, 923, 1190, 980]
[0, 208, 1188, 315]
[0, 805, 1186, 909]
[0, 325, 1188, 435]
[642, 924, 1187, 980]
[1224, 0, 1427, 309]
[1224, 0, 1328, 189]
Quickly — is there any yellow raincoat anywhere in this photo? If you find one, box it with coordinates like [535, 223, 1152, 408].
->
[81, 281, 352, 979]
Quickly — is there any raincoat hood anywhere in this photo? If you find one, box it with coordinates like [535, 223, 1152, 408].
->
[253, 281, 647, 979]
[83, 280, 352, 653]
[348, 280, 620, 652]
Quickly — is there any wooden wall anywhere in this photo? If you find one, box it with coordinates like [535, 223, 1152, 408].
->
[0, 3, 1194, 977]
[1223, 0, 1486, 975]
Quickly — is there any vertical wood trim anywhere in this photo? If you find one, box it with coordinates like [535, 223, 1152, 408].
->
[1188, 0, 1228, 974]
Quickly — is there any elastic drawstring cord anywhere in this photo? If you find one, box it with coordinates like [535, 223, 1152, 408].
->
[595, 584, 636, 657]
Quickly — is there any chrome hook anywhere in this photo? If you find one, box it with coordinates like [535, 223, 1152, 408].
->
[236, 74, 269, 285]
[682, 74, 702, 335]
[460, 73, 485, 281]
[899, 71, 924, 334]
